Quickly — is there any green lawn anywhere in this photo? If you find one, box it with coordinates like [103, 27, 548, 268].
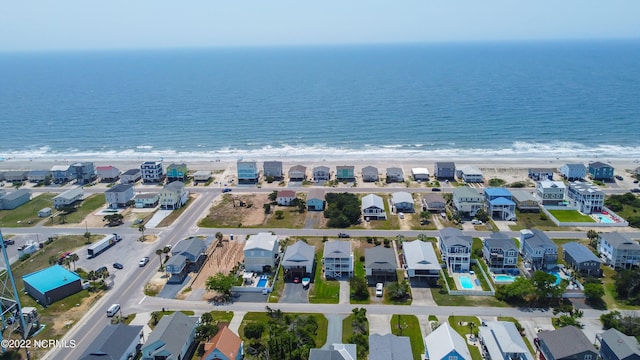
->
[342, 314, 355, 343]
[351, 248, 370, 304]
[268, 266, 285, 303]
[449, 316, 482, 360]
[44, 194, 105, 225]
[509, 209, 559, 231]
[262, 206, 307, 228]
[391, 315, 424, 360]
[548, 209, 595, 223]
[431, 289, 509, 307]
[309, 252, 340, 304]
[207, 310, 234, 324]
[0, 193, 56, 227]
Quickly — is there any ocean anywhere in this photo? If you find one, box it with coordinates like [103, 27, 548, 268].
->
[1, 40, 639, 162]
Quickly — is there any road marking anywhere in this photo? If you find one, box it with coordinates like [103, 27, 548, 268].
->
[138, 295, 147, 305]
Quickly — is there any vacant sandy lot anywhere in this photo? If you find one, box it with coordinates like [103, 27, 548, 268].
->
[201, 193, 268, 227]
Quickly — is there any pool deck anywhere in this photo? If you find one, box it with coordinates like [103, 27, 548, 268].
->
[451, 272, 481, 290]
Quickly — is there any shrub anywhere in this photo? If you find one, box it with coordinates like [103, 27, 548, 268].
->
[244, 322, 265, 339]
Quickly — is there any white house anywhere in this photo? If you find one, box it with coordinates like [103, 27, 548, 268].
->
[276, 190, 296, 206]
[120, 168, 142, 184]
[385, 167, 404, 182]
[567, 181, 605, 214]
[456, 165, 484, 183]
[560, 163, 587, 181]
[479, 321, 534, 360]
[38, 207, 52, 217]
[402, 240, 440, 283]
[96, 165, 121, 182]
[281, 240, 315, 278]
[424, 323, 471, 360]
[193, 170, 211, 182]
[313, 166, 331, 182]
[536, 180, 566, 205]
[598, 232, 640, 270]
[243, 232, 279, 272]
[53, 187, 84, 209]
[439, 227, 472, 272]
[411, 167, 430, 181]
[289, 165, 307, 181]
[140, 161, 164, 183]
[104, 184, 134, 209]
[362, 166, 379, 182]
[361, 194, 386, 220]
[323, 241, 353, 279]
[159, 181, 189, 210]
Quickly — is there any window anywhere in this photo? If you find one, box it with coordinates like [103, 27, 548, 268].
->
[585, 355, 592, 360]
[449, 356, 458, 360]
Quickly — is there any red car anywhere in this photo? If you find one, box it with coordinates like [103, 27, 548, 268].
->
[293, 277, 300, 284]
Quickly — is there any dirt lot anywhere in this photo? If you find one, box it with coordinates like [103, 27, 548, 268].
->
[201, 193, 268, 227]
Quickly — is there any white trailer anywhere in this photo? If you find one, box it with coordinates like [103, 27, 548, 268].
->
[87, 233, 122, 258]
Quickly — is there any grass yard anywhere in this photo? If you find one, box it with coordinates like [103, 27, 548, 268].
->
[449, 316, 482, 360]
[351, 247, 370, 304]
[390, 315, 424, 360]
[268, 266, 285, 303]
[262, 206, 307, 228]
[342, 314, 355, 343]
[509, 210, 559, 231]
[431, 289, 509, 307]
[61, 194, 105, 224]
[157, 194, 197, 227]
[548, 209, 595, 223]
[0, 193, 56, 227]
[309, 252, 340, 304]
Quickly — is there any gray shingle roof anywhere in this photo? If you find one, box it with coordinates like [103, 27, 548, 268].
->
[522, 229, 556, 249]
[484, 233, 517, 251]
[171, 237, 207, 261]
[368, 334, 412, 360]
[282, 241, 315, 267]
[392, 191, 413, 204]
[80, 324, 142, 360]
[600, 232, 640, 251]
[600, 328, 640, 360]
[562, 242, 601, 264]
[324, 241, 351, 259]
[0, 189, 30, 201]
[538, 326, 596, 359]
[123, 168, 141, 176]
[143, 312, 197, 359]
[364, 246, 397, 270]
[105, 184, 133, 194]
[439, 228, 472, 248]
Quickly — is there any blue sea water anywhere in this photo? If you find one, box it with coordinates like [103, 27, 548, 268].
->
[1, 41, 639, 161]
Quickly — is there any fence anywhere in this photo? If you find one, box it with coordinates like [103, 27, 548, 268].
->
[440, 259, 495, 297]
[542, 206, 628, 227]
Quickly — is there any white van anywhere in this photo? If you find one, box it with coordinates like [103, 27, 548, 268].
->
[106, 303, 120, 317]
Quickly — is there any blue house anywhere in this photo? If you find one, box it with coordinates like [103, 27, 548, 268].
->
[425, 323, 471, 360]
[306, 189, 325, 211]
[484, 188, 516, 221]
[166, 163, 188, 182]
[599, 328, 640, 360]
[588, 161, 614, 181]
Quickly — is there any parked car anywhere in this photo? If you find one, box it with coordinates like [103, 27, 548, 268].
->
[375, 283, 384, 297]
[431, 187, 441, 192]
[222, 188, 232, 193]
[634, 180, 639, 183]
[337, 233, 350, 238]
[293, 277, 300, 284]
[3, 239, 15, 245]
[615, 175, 624, 181]
[398, 212, 404, 219]
[631, 188, 640, 193]
[113, 263, 124, 270]
[471, 219, 483, 225]
[139, 257, 149, 267]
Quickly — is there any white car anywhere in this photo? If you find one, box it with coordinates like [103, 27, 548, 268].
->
[471, 219, 483, 225]
[139, 257, 149, 267]
[375, 283, 384, 297]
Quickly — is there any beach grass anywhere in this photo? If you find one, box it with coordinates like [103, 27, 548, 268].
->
[263, 207, 306, 228]
[548, 209, 595, 223]
[391, 315, 424, 360]
[0, 193, 56, 227]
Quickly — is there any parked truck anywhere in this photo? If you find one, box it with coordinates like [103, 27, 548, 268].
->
[87, 233, 122, 259]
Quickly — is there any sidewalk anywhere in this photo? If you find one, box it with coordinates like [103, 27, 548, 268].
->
[129, 311, 153, 341]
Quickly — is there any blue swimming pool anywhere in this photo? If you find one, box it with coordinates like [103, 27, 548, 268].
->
[597, 215, 615, 224]
[494, 274, 517, 283]
[257, 275, 269, 288]
[459, 276, 474, 289]
[547, 272, 562, 286]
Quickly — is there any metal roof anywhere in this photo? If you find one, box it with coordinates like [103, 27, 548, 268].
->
[80, 324, 143, 360]
[392, 191, 413, 204]
[362, 194, 385, 210]
[562, 242, 601, 264]
[425, 323, 471, 360]
[403, 240, 439, 271]
[323, 241, 351, 259]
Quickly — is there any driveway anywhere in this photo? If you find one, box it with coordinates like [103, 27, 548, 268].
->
[410, 280, 436, 306]
[280, 282, 309, 303]
[157, 276, 190, 299]
[145, 210, 173, 228]
[339, 280, 350, 304]
[368, 314, 392, 335]
[322, 314, 347, 349]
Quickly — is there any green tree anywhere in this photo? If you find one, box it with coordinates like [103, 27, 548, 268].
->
[495, 277, 537, 304]
[350, 276, 369, 301]
[155, 248, 164, 271]
[614, 269, 640, 304]
[587, 230, 600, 249]
[103, 213, 124, 226]
[386, 281, 411, 301]
[215, 231, 223, 242]
[126, 199, 136, 207]
[244, 322, 265, 339]
[532, 270, 566, 304]
[475, 208, 490, 223]
[263, 203, 271, 214]
[275, 210, 284, 219]
[268, 191, 278, 202]
[68, 253, 79, 270]
[138, 225, 146, 241]
[205, 272, 236, 298]
[84, 231, 91, 244]
[583, 283, 605, 301]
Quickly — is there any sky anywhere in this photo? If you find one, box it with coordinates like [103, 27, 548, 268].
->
[1, 1, 640, 51]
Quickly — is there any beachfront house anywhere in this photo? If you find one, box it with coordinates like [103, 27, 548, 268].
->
[537, 180, 566, 206]
[281, 240, 315, 279]
[96, 165, 120, 182]
[484, 188, 516, 221]
[385, 167, 404, 183]
[528, 168, 554, 181]
[562, 242, 602, 276]
[424, 323, 471, 360]
[306, 189, 325, 211]
[369, 334, 413, 360]
[453, 186, 483, 217]
[411, 167, 430, 181]
[392, 191, 414, 213]
[336, 165, 355, 181]
[365, 246, 397, 283]
[263, 161, 283, 180]
[202, 326, 244, 360]
[537, 326, 598, 360]
[134, 193, 159, 208]
[28, 170, 50, 183]
[402, 240, 440, 284]
[51, 165, 72, 184]
[140, 160, 164, 183]
[79, 324, 143, 360]
[104, 183, 134, 209]
[120, 168, 142, 184]
[456, 165, 484, 183]
[598, 328, 640, 360]
[159, 181, 189, 210]
[439, 227, 472, 272]
[588, 161, 615, 181]
[323, 241, 353, 279]
[141, 312, 197, 360]
[520, 229, 558, 271]
[243, 232, 279, 273]
[479, 321, 534, 360]
[53, 187, 84, 209]
[276, 190, 296, 206]
[71, 162, 97, 185]
[313, 166, 330, 182]
[482, 232, 518, 272]
[434, 161, 456, 180]
[560, 163, 587, 181]
[567, 181, 604, 214]
[510, 189, 540, 212]
[166, 162, 188, 182]
[361, 194, 387, 220]
[193, 170, 211, 182]
[289, 165, 307, 181]
[598, 232, 640, 270]
[4, 171, 28, 182]
[0, 189, 31, 210]
[237, 159, 259, 184]
[166, 237, 207, 283]
[422, 193, 446, 212]
[362, 166, 379, 182]
[309, 344, 356, 360]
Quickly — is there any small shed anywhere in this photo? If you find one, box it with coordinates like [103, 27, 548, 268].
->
[38, 207, 52, 217]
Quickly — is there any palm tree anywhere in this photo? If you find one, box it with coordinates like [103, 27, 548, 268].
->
[138, 225, 146, 242]
[468, 322, 476, 337]
[156, 248, 164, 271]
[587, 230, 599, 249]
[215, 232, 223, 242]
[69, 253, 79, 270]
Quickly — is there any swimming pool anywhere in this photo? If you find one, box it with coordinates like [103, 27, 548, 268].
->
[494, 274, 517, 283]
[597, 215, 615, 224]
[547, 272, 562, 286]
[459, 276, 474, 289]
[256, 275, 269, 288]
